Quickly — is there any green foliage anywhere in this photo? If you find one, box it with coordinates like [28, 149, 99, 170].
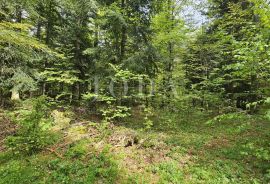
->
[65, 140, 89, 159]
[0, 147, 120, 184]
[101, 105, 131, 123]
[152, 161, 183, 184]
[241, 143, 270, 161]
[206, 112, 248, 125]
[265, 110, 270, 121]
[48, 147, 119, 184]
[83, 92, 131, 123]
[143, 106, 154, 130]
[1, 0, 270, 183]
[241, 142, 270, 180]
[151, 0, 188, 105]
[0, 22, 51, 52]
[0, 159, 43, 184]
[9, 69, 38, 93]
[47, 153, 119, 184]
[41, 69, 81, 85]
[5, 97, 57, 155]
[184, 0, 270, 110]
[0, 20, 60, 102]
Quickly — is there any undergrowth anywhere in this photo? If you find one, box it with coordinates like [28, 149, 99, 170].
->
[0, 102, 269, 183]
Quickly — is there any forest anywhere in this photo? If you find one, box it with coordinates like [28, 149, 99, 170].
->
[0, 0, 270, 183]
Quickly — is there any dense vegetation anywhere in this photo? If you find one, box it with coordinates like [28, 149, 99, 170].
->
[0, 0, 269, 183]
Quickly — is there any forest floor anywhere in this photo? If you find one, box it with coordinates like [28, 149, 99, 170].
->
[0, 107, 269, 184]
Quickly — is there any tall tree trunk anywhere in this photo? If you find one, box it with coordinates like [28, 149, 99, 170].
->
[45, 1, 53, 46]
[74, 17, 84, 100]
[0, 88, 3, 107]
[11, 5, 22, 101]
[36, 20, 42, 40]
[162, 0, 175, 106]
[94, 20, 99, 47]
[120, 0, 127, 61]
[16, 5, 22, 23]
[43, 0, 53, 95]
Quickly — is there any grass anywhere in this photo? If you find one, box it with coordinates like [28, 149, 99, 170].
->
[0, 107, 269, 183]
[0, 147, 120, 184]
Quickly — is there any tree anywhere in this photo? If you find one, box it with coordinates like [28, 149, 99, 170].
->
[184, 0, 270, 110]
[0, 21, 56, 101]
[151, 0, 187, 106]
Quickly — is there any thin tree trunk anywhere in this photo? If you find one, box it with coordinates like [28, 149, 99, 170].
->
[43, 0, 53, 95]
[163, 0, 175, 106]
[16, 5, 22, 23]
[120, 0, 127, 61]
[36, 20, 42, 40]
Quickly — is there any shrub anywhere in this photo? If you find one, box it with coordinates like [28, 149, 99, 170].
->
[48, 147, 119, 184]
[5, 96, 57, 155]
[152, 161, 183, 184]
